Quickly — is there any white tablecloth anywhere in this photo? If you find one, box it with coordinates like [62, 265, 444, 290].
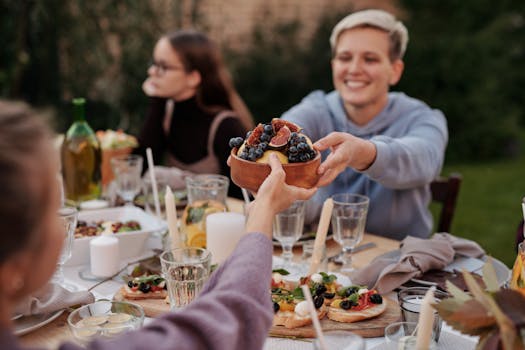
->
[63, 235, 478, 350]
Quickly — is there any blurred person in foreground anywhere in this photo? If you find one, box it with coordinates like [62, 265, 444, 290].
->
[282, 9, 448, 240]
[0, 100, 316, 349]
[137, 29, 254, 199]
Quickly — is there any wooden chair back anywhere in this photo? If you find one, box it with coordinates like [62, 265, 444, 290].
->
[430, 173, 462, 233]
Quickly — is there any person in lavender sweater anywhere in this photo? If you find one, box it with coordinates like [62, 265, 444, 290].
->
[282, 10, 448, 240]
[0, 100, 316, 350]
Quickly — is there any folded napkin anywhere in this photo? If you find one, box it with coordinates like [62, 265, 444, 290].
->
[15, 283, 94, 316]
[352, 233, 485, 294]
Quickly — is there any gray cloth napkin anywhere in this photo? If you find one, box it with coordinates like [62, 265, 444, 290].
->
[15, 283, 94, 316]
[352, 233, 485, 294]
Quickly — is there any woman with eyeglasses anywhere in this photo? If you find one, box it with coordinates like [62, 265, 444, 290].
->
[137, 29, 254, 198]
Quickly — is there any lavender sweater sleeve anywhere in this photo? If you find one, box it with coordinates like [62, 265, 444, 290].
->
[59, 233, 273, 350]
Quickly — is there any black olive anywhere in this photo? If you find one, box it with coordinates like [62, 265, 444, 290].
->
[139, 283, 150, 293]
[350, 300, 359, 307]
[313, 296, 324, 309]
[370, 294, 383, 304]
[340, 300, 352, 310]
[127, 281, 133, 288]
[323, 292, 335, 299]
[345, 287, 359, 297]
[315, 284, 327, 296]
[77, 220, 87, 227]
[273, 302, 280, 313]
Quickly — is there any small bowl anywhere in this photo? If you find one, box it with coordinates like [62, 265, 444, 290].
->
[67, 300, 144, 343]
[229, 149, 321, 192]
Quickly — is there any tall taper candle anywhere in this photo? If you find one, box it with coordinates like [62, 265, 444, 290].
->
[415, 286, 435, 350]
[308, 198, 333, 275]
[165, 185, 180, 250]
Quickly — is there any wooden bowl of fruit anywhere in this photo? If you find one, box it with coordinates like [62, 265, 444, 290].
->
[229, 119, 321, 193]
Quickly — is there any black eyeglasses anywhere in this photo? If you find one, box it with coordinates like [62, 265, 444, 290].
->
[148, 60, 184, 76]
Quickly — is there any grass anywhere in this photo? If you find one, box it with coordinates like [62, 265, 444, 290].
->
[435, 154, 525, 268]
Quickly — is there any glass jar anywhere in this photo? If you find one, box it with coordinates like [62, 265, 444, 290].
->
[181, 175, 229, 248]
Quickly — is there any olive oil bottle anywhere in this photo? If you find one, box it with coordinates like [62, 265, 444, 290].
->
[61, 98, 101, 204]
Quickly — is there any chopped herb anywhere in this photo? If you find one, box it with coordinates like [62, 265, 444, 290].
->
[272, 268, 290, 275]
[319, 272, 337, 284]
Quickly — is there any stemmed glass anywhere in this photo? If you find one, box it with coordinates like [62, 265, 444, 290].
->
[51, 206, 78, 290]
[331, 193, 369, 274]
[111, 155, 143, 206]
[273, 200, 305, 274]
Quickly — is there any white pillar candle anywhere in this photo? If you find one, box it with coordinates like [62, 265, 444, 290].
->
[415, 286, 435, 350]
[165, 185, 180, 250]
[90, 235, 120, 277]
[206, 212, 246, 264]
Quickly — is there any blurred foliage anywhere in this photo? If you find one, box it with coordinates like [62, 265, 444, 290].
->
[397, 0, 525, 162]
[1, 1, 525, 162]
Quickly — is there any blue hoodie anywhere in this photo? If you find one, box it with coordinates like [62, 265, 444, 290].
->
[282, 90, 448, 239]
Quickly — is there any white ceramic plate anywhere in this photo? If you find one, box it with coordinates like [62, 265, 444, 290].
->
[14, 310, 64, 336]
[67, 206, 167, 266]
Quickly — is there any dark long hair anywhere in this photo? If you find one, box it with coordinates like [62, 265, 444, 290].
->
[164, 30, 254, 130]
[0, 101, 53, 263]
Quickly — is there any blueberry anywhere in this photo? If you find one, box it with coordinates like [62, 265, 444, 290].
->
[288, 146, 298, 155]
[264, 124, 274, 134]
[299, 154, 308, 162]
[290, 132, 298, 140]
[298, 136, 307, 143]
[239, 151, 248, 160]
[246, 131, 252, 139]
[340, 300, 352, 310]
[260, 133, 271, 142]
[370, 294, 383, 304]
[254, 149, 264, 158]
[228, 138, 237, 148]
[248, 154, 257, 161]
[259, 142, 268, 150]
[297, 142, 307, 151]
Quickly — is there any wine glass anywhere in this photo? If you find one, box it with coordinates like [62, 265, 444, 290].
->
[273, 200, 305, 274]
[111, 155, 143, 206]
[51, 206, 78, 290]
[331, 193, 369, 274]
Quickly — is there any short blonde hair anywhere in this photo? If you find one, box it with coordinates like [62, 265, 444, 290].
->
[330, 9, 409, 61]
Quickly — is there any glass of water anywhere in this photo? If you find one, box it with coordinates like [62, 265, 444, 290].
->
[52, 206, 78, 290]
[331, 193, 369, 274]
[111, 154, 143, 206]
[160, 248, 211, 309]
[273, 200, 305, 274]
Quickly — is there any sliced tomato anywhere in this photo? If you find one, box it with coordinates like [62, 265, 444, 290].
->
[131, 286, 139, 292]
[352, 291, 374, 311]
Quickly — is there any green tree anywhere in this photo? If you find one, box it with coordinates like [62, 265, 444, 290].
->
[398, 0, 525, 161]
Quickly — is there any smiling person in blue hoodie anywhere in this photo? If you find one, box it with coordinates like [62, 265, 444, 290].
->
[282, 9, 448, 240]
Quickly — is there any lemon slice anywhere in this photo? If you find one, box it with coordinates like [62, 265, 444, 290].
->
[188, 232, 207, 248]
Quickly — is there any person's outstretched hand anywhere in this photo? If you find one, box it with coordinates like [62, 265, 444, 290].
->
[245, 153, 317, 238]
[313, 132, 377, 187]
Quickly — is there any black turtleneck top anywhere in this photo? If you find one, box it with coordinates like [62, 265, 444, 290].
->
[137, 96, 247, 199]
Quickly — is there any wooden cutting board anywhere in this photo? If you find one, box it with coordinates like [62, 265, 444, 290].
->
[114, 289, 171, 317]
[269, 297, 400, 338]
[115, 290, 400, 338]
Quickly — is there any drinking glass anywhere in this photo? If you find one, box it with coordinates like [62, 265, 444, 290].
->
[273, 200, 305, 273]
[111, 155, 143, 206]
[384, 322, 437, 349]
[331, 193, 369, 274]
[160, 248, 212, 309]
[51, 206, 78, 290]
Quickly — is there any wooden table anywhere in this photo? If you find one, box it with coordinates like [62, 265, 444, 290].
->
[18, 199, 401, 348]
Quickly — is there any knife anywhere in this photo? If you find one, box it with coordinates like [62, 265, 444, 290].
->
[328, 242, 377, 264]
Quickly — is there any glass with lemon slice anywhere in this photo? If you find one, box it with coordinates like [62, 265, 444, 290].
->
[181, 175, 229, 248]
